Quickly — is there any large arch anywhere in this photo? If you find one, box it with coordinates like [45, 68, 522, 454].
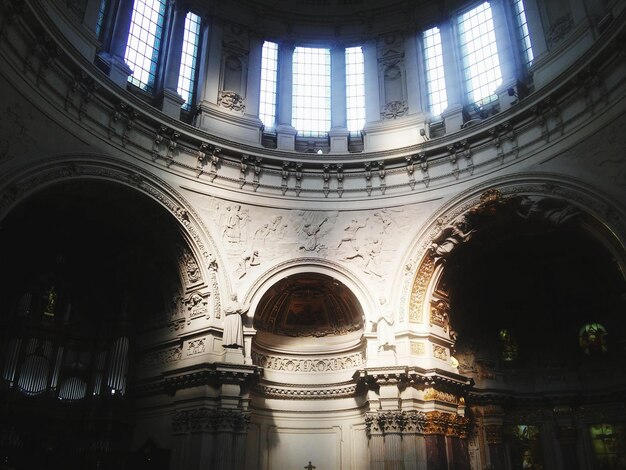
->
[398, 174, 626, 469]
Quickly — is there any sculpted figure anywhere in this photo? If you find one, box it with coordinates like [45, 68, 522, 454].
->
[223, 294, 250, 348]
[337, 218, 367, 251]
[299, 217, 327, 251]
[237, 249, 260, 278]
[430, 220, 475, 261]
[223, 205, 243, 243]
[376, 296, 395, 350]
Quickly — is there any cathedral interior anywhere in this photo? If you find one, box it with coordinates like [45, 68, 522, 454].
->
[0, 0, 625, 468]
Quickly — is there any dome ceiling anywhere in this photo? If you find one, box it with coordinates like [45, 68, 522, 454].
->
[253, 273, 364, 337]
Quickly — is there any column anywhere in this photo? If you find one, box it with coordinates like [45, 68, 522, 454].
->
[102, 0, 134, 87]
[425, 435, 448, 469]
[439, 18, 464, 134]
[82, 0, 102, 36]
[363, 39, 381, 125]
[491, 0, 521, 110]
[276, 42, 297, 150]
[244, 35, 263, 119]
[403, 30, 423, 115]
[329, 45, 349, 153]
[199, 18, 223, 105]
[160, 2, 186, 118]
[485, 424, 506, 470]
[523, 0, 548, 61]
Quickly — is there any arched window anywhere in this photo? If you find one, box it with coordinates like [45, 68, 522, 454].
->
[177, 12, 202, 111]
[292, 47, 331, 137]
[125, 0, 167, 91]
[457, 2, 502, 107]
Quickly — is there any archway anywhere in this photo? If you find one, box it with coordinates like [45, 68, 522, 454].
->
[249, 272, 366, 470]
[404, 185, 626, 470]
[0, 179, 198, 469]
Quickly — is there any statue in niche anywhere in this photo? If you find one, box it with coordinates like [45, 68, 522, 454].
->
[222, 294, 250, 348]
[236, 249, 260, 278]
[298, 217, 328, 252]
[430, 220, 475, 261]
[337, 218, 368, 251]
[223, 204, 244, 243]
[376, 296, 395, 350]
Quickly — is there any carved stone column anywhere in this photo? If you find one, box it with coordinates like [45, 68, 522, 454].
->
[365, 413, 386, 470]
[275, 42, 297, 150]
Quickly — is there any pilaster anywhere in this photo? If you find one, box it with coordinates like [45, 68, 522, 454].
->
[439, 19, 464, 134]
[100, 0, 134, 87]
[329, 45, 349, 153]
[275, 42, 296, 150]
[160, 2, 187, 118]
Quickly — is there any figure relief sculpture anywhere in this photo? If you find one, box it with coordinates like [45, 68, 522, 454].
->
[430, 299, 450, 332]
[337, 218, 367, 252]
[222, 294, 250, 348]
[376, 296, 395, 350]
[298, 217, 328, 251]
[363, 238, 383, 277]
[237, 249, 260, 278]
[223, 204, 244, 243]
[429, 220, 475, 261]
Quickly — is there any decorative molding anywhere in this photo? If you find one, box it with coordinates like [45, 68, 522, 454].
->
[257, 382, 358, 399]
[365, 411, 469, 437]
[251, 351, 364, 372]
[218, 91, 245, 113]
[173, 408, 249, 434]
[380, 100, 408, 120]
[139, 345, 183, 367]
[432, 344, 448, 361]
[410, 341, 425, 356]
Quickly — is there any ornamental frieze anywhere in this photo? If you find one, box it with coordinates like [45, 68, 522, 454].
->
[173, 408, 249, 434]
[365, 411, 468, 437]
[251, 351, 364, 372]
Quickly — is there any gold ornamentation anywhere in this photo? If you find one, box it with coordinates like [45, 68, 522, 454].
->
[408, 254, 434, 323]
[432, 344, 448, 361]
[410, 341, 425, 356]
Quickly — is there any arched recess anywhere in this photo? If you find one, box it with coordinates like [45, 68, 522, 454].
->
[0, 158, 228, 302]
[246, 261, 370, 398]
[0, 159, 229, 467]
[398, 174, 626, 372]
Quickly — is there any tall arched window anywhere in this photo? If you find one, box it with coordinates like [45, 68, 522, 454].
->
[292, 47, 331, 137]
[457, 2, 502, 107]
[125, 0, 167, 91]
